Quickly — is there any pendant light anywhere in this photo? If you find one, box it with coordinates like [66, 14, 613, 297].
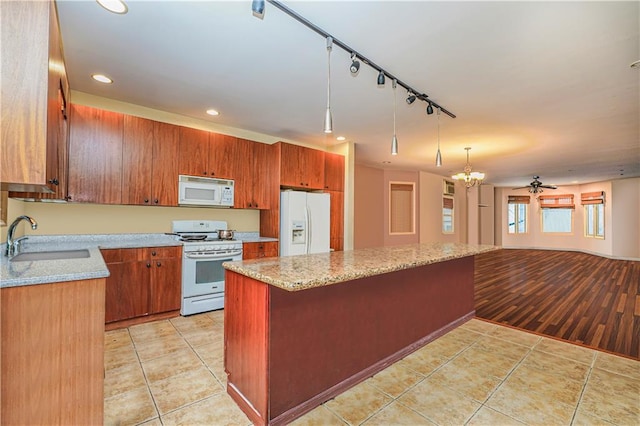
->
[435, 107, 442, 167]
[391, 79, 398, 155]
[323, 37, 333, 134]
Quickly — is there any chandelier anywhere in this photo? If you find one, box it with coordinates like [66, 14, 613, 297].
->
[452, 147, 485, 188]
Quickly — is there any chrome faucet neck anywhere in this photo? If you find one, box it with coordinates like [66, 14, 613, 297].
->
[6, 215, 38, 257]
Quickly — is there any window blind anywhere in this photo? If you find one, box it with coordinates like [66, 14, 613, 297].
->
[443, 197, 454, 209]
[581, 191, 605, 205]
[390, 183, 414, 233]
[539, 194, 574, 209]
[508, 195, 530, 204]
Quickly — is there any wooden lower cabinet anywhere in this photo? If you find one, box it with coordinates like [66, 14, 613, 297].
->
[102, 246, 182, 325]
[1, 278, 105, 425]
[243, 241, 279, 260]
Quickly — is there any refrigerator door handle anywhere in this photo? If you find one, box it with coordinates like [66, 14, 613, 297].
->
[306, 204, 312, 253]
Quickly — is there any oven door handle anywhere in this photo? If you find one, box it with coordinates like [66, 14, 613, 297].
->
[185, 250, 243, 259]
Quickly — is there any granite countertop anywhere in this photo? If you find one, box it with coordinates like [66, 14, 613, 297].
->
[224, 242, 499, 292]
[234, 232, 278, 243]
[0, 233, 180, 288]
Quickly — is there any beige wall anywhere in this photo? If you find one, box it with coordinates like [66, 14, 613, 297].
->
[496, 178, 639, 259]
[611, 177, 640, 258]
[11, 201, 259, 236]
[418, 171, 466, 244]
[354, 165, 384, 249]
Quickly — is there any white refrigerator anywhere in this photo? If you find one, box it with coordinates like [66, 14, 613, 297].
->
[280, 190, 330, 256]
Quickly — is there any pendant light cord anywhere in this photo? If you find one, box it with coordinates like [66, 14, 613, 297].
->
[393, 79, 397, 135]
[326, 37, 332, 110]
[437, 108, 441, 150]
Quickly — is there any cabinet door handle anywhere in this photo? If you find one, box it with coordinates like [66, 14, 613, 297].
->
[151, 251, 157, 256]
[210, 171, 215, 176]
[203, 171, 208, 175]
[156, 262, 161, 267]
[154, 199, 159, 204]
[48, 178, 59, 185]
[144, 198, 149, 204]
[146, 263, 151, 268]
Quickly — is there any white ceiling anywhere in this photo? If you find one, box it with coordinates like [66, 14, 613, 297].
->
[56, 0, 639, 187]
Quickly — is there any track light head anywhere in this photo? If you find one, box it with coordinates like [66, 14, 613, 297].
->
[377, 70, 385, 86]
[426, 102, 434, 115]
[349, 53, 360, 75]
[251, 0, 265, 19]
[406, 92, 416, 104]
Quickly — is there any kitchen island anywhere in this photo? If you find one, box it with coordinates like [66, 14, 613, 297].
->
[223, 242, 498, 426]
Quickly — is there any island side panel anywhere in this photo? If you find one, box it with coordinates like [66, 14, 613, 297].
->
[224, 270, 269, 425]
[268, 256, 474, 421]
[1, 278, 105, 425]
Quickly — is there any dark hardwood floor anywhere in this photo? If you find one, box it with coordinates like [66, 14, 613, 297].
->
[474, 249, 640, 359]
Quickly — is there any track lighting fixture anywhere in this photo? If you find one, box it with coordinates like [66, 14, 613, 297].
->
[350, 53, 360, 75]
[323, 36, 333, 134]
[251, 0, 265, 19]
[253, 0, 457, 141]
[435, 108, 442, 167]
[426, 102, 434, 115]
[391, 79, 398, 155]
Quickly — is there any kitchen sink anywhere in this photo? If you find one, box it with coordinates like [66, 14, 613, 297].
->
[10, 249, 90, 262]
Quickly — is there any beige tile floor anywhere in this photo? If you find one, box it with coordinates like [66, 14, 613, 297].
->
[104, 313, 639, 426]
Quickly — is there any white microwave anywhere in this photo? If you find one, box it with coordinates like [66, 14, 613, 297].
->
[178, 175, 234, 207]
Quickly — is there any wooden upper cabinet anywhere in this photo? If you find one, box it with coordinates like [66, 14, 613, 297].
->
[279, 142, 325, 190]
[1, 1, 69, 194]
[122, 116, 153, 205]
[235, 140, 276, 209]
[68, 104, 123, 204]
[178, 127, 209, 177]
[324, 152, 345, 191]
[210, 133, 240, 179]
[151, 121, 180, 206]
[122, 117, 180, 206]
[251, 141, 276, 209]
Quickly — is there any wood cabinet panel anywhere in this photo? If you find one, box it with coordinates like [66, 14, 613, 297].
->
[102, 246, 181, 324]
[1, 1, 70, 195]
[1, 278, 104, 425]
[324, 152, 345, 191]
[68, 104, 123, 204]
[210, 133, 240, 179]
[235, 140, 276, 209]
[122, 115, 153, 205]
[152, 121, 180, 206]
[329, 190, 344, 251]
[150, 257, 182, 313]
[243, 241, 279, 260]
[279, 142, 325, 190]
[178, 126, 209, 177]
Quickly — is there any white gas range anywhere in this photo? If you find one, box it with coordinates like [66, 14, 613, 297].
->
[172, 220, 243, 316]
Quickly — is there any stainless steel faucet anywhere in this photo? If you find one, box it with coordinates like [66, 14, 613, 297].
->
[6, 215, 38, 257]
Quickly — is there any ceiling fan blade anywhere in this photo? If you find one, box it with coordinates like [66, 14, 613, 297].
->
[539, 184, 557, 189]
[512, 186, 531, 190]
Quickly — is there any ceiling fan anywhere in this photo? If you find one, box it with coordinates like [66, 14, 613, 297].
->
[513, 176, 558, 194]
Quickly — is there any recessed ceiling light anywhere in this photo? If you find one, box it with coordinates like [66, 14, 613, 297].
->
[91, 74, 113, 84]
[96, 0, 128, 14]
[631, 60, 640, 69]
[206, 109, 220, 116]
[382, 161, 391, 164]
[336, 136, 346, 141]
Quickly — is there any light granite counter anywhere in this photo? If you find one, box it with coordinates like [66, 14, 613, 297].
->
[224, 242, 498, 291]
[234, 232, 278, 243]
[0, 233, 181, 288]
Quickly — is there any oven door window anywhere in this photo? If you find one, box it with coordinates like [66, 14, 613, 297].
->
[195, 258, 230, 284]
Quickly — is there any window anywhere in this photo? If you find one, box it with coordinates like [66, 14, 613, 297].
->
[442, 196, 454, 234]
[389, 182, 415, 234]
[582, 191, 605, 238]
[539, 194, 574, 233]
[507, 195, 529, 234]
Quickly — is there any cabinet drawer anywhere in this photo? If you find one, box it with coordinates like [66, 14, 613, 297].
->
[147, 246, 181, 259]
